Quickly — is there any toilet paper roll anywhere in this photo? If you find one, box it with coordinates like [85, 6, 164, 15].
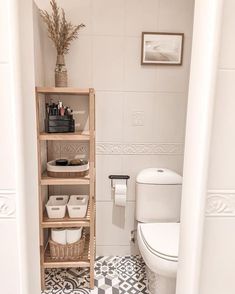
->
[51, 228, 66, 245]
[114, 184, 127, 207]
[67, 227, 82, 244]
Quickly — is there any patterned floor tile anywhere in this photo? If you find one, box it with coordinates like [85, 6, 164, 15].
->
[42, 256, 149, 294]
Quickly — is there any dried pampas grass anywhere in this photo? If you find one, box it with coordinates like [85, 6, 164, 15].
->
[40, 0, 85, 55]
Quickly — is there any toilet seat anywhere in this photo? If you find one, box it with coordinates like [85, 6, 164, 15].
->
[139, 222, 179, 262]
[137, 222, 180, 278]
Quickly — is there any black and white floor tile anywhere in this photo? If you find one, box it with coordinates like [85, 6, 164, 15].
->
[42, 256, 149, 294]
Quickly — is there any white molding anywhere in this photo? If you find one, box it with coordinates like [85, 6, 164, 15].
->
[96, 142, 184, 155]
[206, 190, 235, 217]
[0, 190, 16, 219]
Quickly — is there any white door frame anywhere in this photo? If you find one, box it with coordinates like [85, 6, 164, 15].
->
[11, 0, 224, 293]
[176, 0, 224, 293]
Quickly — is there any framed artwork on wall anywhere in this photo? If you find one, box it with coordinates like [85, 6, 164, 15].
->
[141, 32, 184, 65]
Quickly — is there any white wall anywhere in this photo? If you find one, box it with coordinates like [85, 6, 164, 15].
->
[200, 1, 235, 293]
[0, 0, 40, 293]
[0, 0, 20, 293]
[34, 0, 195, 255]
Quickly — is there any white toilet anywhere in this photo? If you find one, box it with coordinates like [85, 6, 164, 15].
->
[136, 168, 182, 294]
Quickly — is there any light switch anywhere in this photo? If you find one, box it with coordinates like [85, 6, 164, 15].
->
[132, 111, 144, 126]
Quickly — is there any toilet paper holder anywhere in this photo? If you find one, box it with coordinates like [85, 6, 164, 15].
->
[109, 175, 130, 188]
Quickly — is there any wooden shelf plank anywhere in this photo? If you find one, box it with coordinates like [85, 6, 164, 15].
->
[43, 259, 90, 269]
[41, 172, 90, 185]
[39, 131, 90, 141]
[42, 205, 91, 228]
[43, 231, 91, 269]
[36, 87, 93, 95]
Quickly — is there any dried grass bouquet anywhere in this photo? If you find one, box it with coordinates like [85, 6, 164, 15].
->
[40, 0, 85, 87]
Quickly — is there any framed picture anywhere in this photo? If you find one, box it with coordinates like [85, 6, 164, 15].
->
[141, 32, 184, 65]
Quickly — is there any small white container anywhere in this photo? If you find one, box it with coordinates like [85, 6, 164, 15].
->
[46, 195, 69, 219]
[66, 227, 83, 244]
[67, 195, 89, 218]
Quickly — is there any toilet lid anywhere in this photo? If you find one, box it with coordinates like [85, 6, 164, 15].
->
[139, 223, 180, 261]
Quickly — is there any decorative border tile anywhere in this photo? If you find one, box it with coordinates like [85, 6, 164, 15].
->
[48, 142, 184, 157]
[96, 142, 184, 155]
[0, 190, 16, 218]
[206, 190, 235, 217]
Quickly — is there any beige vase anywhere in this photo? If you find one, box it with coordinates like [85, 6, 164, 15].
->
[55, 54, 68, 87]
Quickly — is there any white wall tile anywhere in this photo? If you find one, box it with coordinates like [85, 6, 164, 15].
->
[155, 37, 192, 93]
[123, 92, 155, 142]
[124, 37, 158, 92]
[93, 36, 124, 91]
[34, 0, 91, 35]
[125, 0, 159, 37]
[66, 36, 92, 88]
[123, 92, 187, 143]
[0, 65, 16, 190]
[0, 1, 9, 63]
[58, 0, 92, 35]
[151, 92, 187, 142]
[96, 91, 124, 142]
[218, 0, 235, 69]
[96, 244, 139, 256]
[96, 201, 136, 246]
[96, 155, 123, 201]
[158, 0, 195, 38]
[208, 71, 235, 189]
[92, 0, 125, 36]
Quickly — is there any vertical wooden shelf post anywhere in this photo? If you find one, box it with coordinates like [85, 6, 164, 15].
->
[89, 88, 95, 289]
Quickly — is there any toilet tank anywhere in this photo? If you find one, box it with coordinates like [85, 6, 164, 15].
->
[136, 168, 182, 223]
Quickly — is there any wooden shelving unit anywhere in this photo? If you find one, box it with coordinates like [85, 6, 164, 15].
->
[36, 87, 96, 290]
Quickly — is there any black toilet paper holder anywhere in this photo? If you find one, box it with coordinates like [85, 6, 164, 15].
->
[109, 175, 130, 188]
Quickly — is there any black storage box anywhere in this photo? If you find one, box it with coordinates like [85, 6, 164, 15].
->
[45, 115, 75, 133]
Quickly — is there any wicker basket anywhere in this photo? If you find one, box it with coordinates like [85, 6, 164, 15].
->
[47, 170, 89, 178]
[49, 235, 85, 261]
[47, 160, 89, 178]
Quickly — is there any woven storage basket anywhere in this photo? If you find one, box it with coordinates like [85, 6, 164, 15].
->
[47, 170, 89, 178]
[47, 160, 89, 178]
[49, 234, 85, 261]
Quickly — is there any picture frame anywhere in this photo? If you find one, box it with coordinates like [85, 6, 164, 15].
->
[141, 32, 184, 65]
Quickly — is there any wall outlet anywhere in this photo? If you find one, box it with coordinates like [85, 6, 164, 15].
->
[132, 111, 144, 126]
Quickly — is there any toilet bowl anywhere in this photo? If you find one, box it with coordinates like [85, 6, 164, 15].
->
[137, 222, 180, 294]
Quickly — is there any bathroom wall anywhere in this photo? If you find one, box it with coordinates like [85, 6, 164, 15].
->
[200, 1, 235, 293]
[0, 1, 20, 293]
[0, 0, 41, 293]
[34, 0, 195, 255]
